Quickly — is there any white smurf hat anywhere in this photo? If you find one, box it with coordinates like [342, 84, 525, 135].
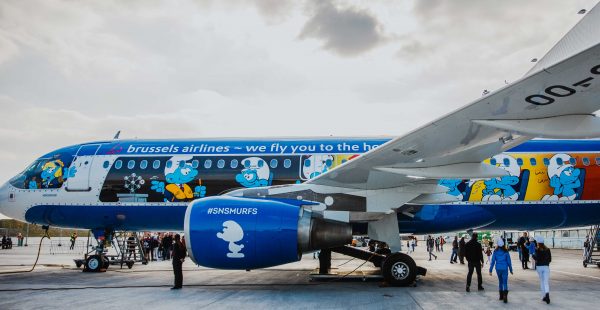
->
[535, 236, 544, 244]
[547, 154, 573, 179]
[496, 238, 504, 247]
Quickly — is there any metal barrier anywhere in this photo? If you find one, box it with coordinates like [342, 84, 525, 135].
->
[48, 239, 89, 255]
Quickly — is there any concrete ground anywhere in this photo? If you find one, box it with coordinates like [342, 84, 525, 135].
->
[1, 239, 599, 309]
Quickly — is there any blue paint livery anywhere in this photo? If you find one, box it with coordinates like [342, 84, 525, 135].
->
[185, 197, 300, 269]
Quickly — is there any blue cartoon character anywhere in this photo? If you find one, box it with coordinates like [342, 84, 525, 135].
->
[302, 155, 334, 179]
[542, 154, 581, 201]
[235, 157, 272, 187]
[481, 154, 520, 201]
[151, 156, 206, 202]
[439, 179, 464, 200]
[28, 177, 40, 189]
[40, 159, 77, 188]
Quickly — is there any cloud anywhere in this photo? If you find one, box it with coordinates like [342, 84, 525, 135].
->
[299, 0, 389, 56]
[192, 0, 296, 24]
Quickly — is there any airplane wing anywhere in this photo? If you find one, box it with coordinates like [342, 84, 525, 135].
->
[307, 6, 600, 208]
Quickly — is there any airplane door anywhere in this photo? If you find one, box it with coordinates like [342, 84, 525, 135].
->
[65, 144, 101, 191]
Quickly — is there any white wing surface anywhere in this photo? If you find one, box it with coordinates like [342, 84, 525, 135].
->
[308, 6, 600, 193]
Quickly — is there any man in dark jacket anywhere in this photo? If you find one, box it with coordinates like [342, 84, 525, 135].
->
[162, 233, 172, 260]
[458, 237, 466, 264]
[171, 234, 187, 289]
[464, 232, 485, 292]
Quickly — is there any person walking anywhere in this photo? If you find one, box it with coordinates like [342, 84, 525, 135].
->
[517, 232, 528, 263]
[485, 246, 492, 264]
[521, 237, 530, 269]
[458, 237, 466, 264]
[532, 236, 552, 304]
[411, 238, 416, 253]
[465, 233, 484, 292]
[69, 232, 77, 250]
[427, 235, 437, 261]
[171, 234, 187, 289]
[450, 236, 458, 264]
[528, 237, 537, 270]
[440, 236, 445, 252]
[489, 238, 513, 303]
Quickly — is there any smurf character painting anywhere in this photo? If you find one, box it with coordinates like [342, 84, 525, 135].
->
[302, 154, 334, 179]
[542, 154, 581, 201]
[481, 154, 520, 201]
[151, 156, 206, 202]
[40, 159, 76, 188]
[235, 157, 272, 188]
[216, 220, 245, 258]
[439, 179, 464, 200]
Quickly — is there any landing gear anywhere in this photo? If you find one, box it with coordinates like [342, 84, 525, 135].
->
[329, 246, 426, 287]
[382, 252, 417, 287]
[83, 254, 109, 272]
[84, 255, 104, 272]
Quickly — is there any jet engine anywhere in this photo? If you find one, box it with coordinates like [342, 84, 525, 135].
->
[184, 196, 351, 269]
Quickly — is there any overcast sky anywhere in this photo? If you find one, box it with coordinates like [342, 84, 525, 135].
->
[0, 0, 597, 189]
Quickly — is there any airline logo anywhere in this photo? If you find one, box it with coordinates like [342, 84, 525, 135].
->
[216, 220, 245, 258]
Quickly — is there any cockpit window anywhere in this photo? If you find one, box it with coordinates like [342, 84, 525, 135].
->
[9, 145, 78, 189]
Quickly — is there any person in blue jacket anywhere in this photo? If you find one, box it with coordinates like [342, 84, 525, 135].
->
[489, 238, 513, 303]
[528, 237, 537, 270]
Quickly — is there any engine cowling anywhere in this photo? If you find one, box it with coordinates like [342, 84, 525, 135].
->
[184, 196, 351, 269]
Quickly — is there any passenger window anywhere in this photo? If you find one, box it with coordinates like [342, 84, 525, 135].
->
[503, 158, 510, 166]
[115, 160, 122, 169]
[569, 158, 576, 165]
[583, 157, 590, 166]
[270, 159, 278, 169]
[166, 161, 172, 169]
[543, 158, 550, 166]
[230, 159, 238, 169]
[283, 159, 291, 168]
[152, 160, 160, 169]
[140, 160, 148, 170]
[204, 159, 212, 169]
[103, 161, 110, 169]
[556, 158, 563, 165]
[490, 158, 497, 165]
[516, 158, 523, 166]
[217, 159, 225, 169]
[529, 158, 537, 166]
[596, 157, 600, 166]
[127, 160, 135, 169]
[192, 160, 199, 168]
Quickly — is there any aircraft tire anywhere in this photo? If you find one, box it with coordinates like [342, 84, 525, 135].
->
[382, 252, 417, 287]
[85, 255, 102, 272]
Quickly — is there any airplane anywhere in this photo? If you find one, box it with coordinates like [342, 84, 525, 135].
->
[2, 3, 600, 287]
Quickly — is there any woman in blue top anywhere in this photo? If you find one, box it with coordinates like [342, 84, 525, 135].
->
[489, 238, 513, 303]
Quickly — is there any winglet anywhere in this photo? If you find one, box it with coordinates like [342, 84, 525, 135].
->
[526, 2, 600, 76]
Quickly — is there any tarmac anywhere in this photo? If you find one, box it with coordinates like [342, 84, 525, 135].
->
[1, 237, 600, 310]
